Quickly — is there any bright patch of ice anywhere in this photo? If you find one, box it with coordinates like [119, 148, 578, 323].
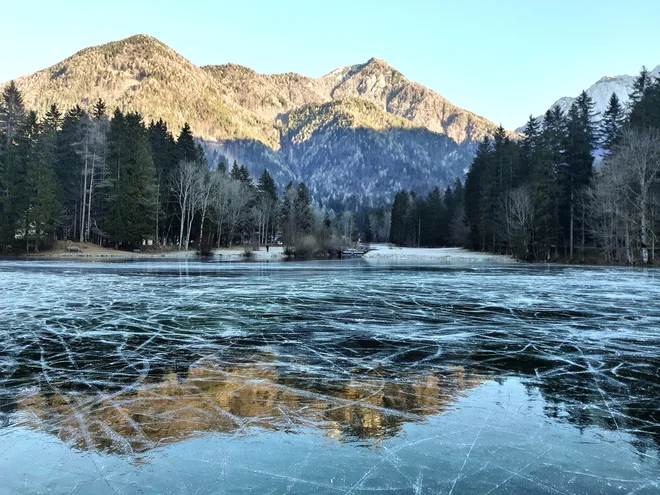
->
[364, 245, 514, 263]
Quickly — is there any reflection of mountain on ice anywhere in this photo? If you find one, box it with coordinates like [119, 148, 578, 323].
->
[17, 355, 485, 454]
[3, 260, 660, 494]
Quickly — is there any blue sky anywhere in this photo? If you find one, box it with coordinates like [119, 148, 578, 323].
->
[1, 0, 658, 128]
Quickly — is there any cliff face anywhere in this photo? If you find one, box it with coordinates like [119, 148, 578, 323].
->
[8, 34, 506, 203]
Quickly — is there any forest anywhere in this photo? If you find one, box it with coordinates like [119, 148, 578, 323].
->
[1, 66, 659, 263]
[0, 83, 390, 255]
[390, 67, 660, 264]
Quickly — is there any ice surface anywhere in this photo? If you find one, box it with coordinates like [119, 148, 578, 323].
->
[1, 260, 659, 494]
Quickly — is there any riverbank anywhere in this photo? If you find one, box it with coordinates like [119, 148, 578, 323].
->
[10, 242, 515, 263]
[15, 242, 287, 261]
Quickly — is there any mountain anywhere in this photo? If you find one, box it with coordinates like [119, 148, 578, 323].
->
[204, 56, 497, 145]
[7, 34, 505, 204]
[517, 65, 660, 133]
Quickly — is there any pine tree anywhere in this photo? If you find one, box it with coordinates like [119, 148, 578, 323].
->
[562, 95, 596, 259]
[629, 66, 651, 105]
[177, 122, 196, 162]
[389, 190, 410, 246]
[53, 105, 85, 239]
[629, 69, 660, 130]
[43, 104, 63, 132]
[280, 182, 297, 245]
[464, 138, 490, 249]
[229, 160, 241, 180]
[257, 169, 277, 202]
[599, 93, 626, 153]
[104, 111, 157, 247]
[148, 119, 177, 243]
[522, 115, 541, 156]
[422, 187, 445, 247]
[230, 160, 252, 185]
[0, 81, 26, 146]
[24, 112, 61, 251]
[527, 114, 561, 260]
[93, 98, 107, 120]
[295, 182, 312, 235]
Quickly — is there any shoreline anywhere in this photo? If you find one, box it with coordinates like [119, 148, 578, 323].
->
[2, 245, 653, 267]
[3, 243, 516, 264]
[3, 241, 287, 262]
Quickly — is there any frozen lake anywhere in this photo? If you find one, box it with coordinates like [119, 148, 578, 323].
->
[1, 260, 659, 494]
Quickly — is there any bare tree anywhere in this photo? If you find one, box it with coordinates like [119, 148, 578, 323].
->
[209, 173, 230, 247]
[618, 128, 660, 262]
[193, 169, 214, 251]
[225, 180, 252, 247]
[172, 160, 201, 250]
[500, 185, 535, 258]
[588, 128, 660, 264]
[75, 116, 106, 243]
[252, 194, 276, 246]
[588, 129, 660, 264]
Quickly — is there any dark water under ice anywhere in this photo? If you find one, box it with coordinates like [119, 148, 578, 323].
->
[0, 260, 659, 494]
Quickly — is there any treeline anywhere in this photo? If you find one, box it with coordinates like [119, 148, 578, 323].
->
[461, 67, 660, 263]
[388, 179, 465, 247]
[0, 82, 391, 254]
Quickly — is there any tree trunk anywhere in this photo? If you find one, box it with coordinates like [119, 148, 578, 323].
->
[80, 137, 89, 243]
[199, 207, 207, 252]
[178, 199, 187, 250]
[85, 154, 96, 243]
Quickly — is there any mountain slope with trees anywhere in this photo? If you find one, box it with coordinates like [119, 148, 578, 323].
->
[385, 67, 660, 266]
[6, 34, 507, 202]
[0, 82, 369, 255]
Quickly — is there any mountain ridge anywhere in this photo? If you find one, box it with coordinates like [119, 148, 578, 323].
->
[5, 34, 506, 203]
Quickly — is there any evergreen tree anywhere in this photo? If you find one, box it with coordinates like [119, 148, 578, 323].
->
[421, 187, 445, 247]
[464, 138, 490, 249]
[24, 112, 61, 250]
[104, 110, 157, 247]
[295, 182, 312, 235]
[148, 119, 177, 244]
[0, 83, 28, 248]
[599, 93, 626, 153]
[562, 95, 596, 259]
[230, 160, 252, 185]
[629, 66, 651, 105]
[257, 169, 277, 202]
[389, 190, 410, 246]
[93, 98, 107, 120]
[53, 105, 85, 239]
[177, 122, 196, 162]
[527, 113, 561, 259]
[43, 104, 63, 132]
[0, 81, 26, 146]
[229, 160, 240, 179]
[629, 69, 660, 130]
[521, 115, 541, 158]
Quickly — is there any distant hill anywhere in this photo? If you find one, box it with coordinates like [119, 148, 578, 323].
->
[8, 34, 506, 203]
